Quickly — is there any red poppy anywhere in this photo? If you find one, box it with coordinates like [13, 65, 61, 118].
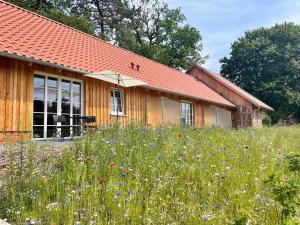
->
[108, 161, 116, 169]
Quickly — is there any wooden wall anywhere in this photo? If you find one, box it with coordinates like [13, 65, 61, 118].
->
[188, 67, 254, 128]
[0, 56, 232, 141]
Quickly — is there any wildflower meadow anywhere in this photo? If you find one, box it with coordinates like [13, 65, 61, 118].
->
[0, 125, 299, 225]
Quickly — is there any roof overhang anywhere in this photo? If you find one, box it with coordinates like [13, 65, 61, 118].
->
[187, 64, 274, 111]
[85, 70, 148, 87]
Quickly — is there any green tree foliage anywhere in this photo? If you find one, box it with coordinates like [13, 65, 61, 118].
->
[7, 0, 95, 34]
[220, 23, 300, 123]
[7, 0, 205, 70]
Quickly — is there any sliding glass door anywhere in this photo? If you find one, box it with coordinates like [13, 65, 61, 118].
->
[33, 74, 82, 139]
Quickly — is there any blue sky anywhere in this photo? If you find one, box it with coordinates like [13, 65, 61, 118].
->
[167, 0, 300, 72]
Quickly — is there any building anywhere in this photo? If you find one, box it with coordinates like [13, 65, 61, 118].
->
[0, 0, 237, 142]
[186, 65, 274, 128]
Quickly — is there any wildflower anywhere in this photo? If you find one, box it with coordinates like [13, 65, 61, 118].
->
[215, 204, 220, 209]
[125, 199, 129, 203]
[90, 221, 95, 225]
[118, 182, 123, 186]
[99, 177, 105, 184]
[203, 216, 208, 222]
[75, 222, 81, 225]
[121, 174, 126, 177]
[127, 190, 133, 195]
[108, 162, 116, 168]
[119, 165, 126, 170]
[114, 192, 121, 198]
[82, 209, 88, 213]
[204, 201, 209, 205]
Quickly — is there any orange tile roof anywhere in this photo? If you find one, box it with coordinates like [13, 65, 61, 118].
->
[0, 0, 235, 107]
[187, 65, 274, 111]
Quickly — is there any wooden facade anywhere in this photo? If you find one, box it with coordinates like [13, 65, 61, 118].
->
[0, 56, 232, 142]
[187, 66, 267, 128]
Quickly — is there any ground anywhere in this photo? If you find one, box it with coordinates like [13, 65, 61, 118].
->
[0, 125, 299, 225]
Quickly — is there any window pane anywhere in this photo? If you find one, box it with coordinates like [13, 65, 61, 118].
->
[48, 88, 58, 102]
[47, 126, 56, 138]
[34, 89, 45, 101]
[62, 114, 70, 125]
[73, 117, 81, 125]
[61, 126, 70, 137]
[47, 114, 56, 125]
[61, 90, 70, 103]
[34, 75, 45, 88]
[72, 126, 81, 137]
[33, 113, 44, 125]
[73, 104, 81, 115]
[33, 126, 44, 138]
[73, 92, 81, 104]
[61, 80, 71, 90]
[48, 77, 57, 88]
[47, 101, 57, 113]
[73, 82, 81, 93]
[34, 100, 44, 112]
[62, 102, 70, 114]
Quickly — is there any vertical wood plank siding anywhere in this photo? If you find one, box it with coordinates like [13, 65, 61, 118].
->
[0, 56, 232, 141]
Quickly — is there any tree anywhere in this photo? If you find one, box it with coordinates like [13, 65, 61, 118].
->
[115, 0, 206, 70]
[220, 23, 300, 122]
[6, 0, 94, 34]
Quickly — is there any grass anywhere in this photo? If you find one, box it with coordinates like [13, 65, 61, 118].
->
[0, 125, 300, 225]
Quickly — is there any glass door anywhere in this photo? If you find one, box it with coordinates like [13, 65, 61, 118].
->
[33, 74, 82, 139]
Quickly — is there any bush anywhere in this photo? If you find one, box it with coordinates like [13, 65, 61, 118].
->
[262, 114, 272, 126]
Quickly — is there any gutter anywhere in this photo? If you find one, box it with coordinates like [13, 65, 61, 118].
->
[0, 52, 88, 74]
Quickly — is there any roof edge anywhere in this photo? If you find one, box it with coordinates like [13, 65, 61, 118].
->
[0, 52, 87, 74]
[187, 64, 274, 111]
[144, 86, 236, 108]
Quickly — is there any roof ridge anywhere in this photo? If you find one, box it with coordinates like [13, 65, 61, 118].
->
[0, 0, 191, 78]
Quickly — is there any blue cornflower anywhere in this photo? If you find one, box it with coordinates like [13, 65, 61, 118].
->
[118, 182, 123, 186]
[191, 192, 195, 195]
[121, 173, 126, 177]
[125, 199, 129, 203]
[215, 204, 220, 209]
[82, 209, 88, 213]
[115, 192, 121, 198]
[204, 201, 209, 205]
[127, 190, 133, 195]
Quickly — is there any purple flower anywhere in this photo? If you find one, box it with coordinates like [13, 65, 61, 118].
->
[204, 201, 209, 205]
[114, 192, 121, 198]
[121, 174, 126, 177]
[118, 182, 123, 186]
[127, 190, 133, 195]
[125, 199, 129, 203]
[119, 165, 126, 170]
[215, 204, 220, 209]
[203, 216, 208, 222]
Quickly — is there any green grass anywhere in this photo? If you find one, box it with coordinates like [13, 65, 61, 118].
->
[1, 125, 300, 225]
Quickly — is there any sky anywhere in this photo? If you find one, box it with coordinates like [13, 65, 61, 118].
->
[166, 0, 300, 72]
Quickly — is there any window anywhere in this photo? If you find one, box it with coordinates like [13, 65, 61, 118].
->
[180, 102, 193, 125]
[111, 89, 124, 115]
[33, 74, 82, 139]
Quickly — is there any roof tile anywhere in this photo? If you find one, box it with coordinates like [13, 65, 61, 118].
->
[0, 0, 235, 107]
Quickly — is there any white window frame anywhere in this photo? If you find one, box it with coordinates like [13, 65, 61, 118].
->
[33, 71, 84, 140]
[180, 101, 193, 125]
[111, 89, 124, 116]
